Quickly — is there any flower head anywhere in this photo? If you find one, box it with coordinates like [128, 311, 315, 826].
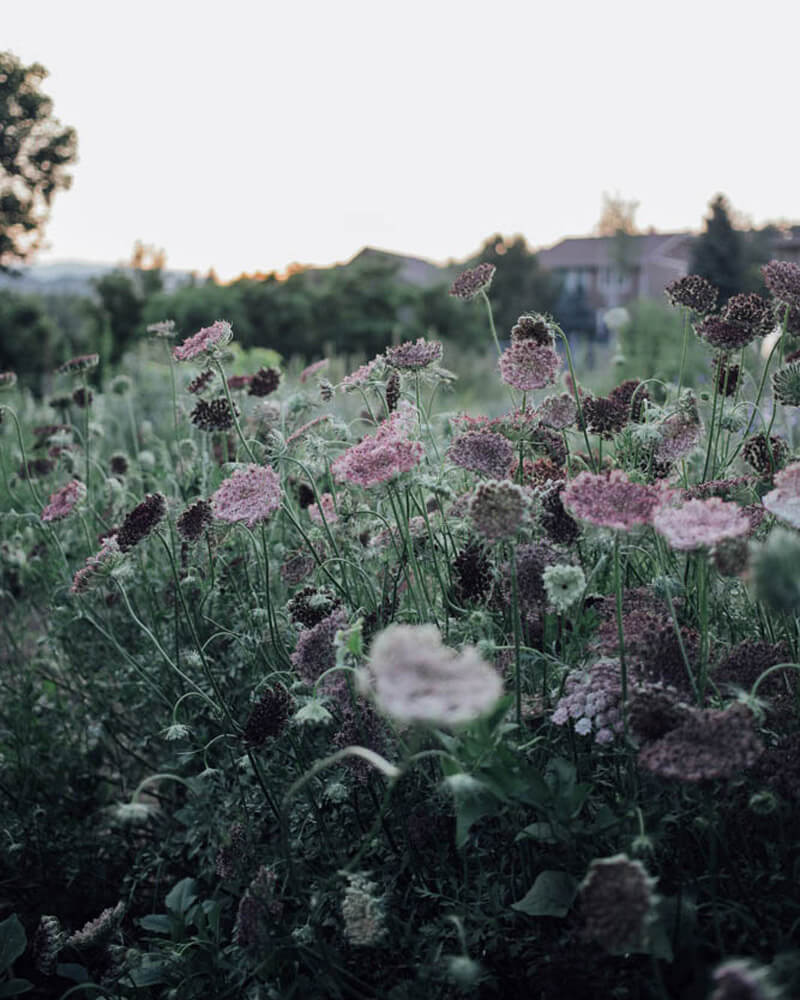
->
[537, 392, 578, 430]
[762, 462, 800, 528]
[248, 366, 281, 397]
[341, 357, 383, 390]
[173, 320, 232, 362]
[332, 406, 423, 488]
[742, 432, 789, 477]
[499, 340, 561, 391]
[551, 659, 623, 744]
[177, 498, 212, 542]
[41, 479, 86, 522]
[147, 319, 176, 338]
[469, 479, 529, 540]
[299, 358, 329, 383]
[291, 609, 348, 686]
[510, 313, 556, 346]
[70, 538, 123, 594]
[117, 493, 167, 551]
[762, 259, 800, 309]
[711, 959, 777, 1000]
[721, 292, 775, 339]
[579, 854, 657, 952]
[308, 492, 338, 525]
[212, 464, 281, 528]
[772, 361, 800, 406]
[563, 471, 666, 531]
[190, 397, 238, 431]
[542, 563, 586, 613]
[385, 338, 443, 370]
[653, 497, 749, 551]
[664, 275, 718, 314]
[366, 623, 503, 726]
[695, 316, 757, 351]
[449, 262, 496, 300]
[244, 686, 292, 746]
[56, 353, 99, 374]
[448, 430, 514, 480]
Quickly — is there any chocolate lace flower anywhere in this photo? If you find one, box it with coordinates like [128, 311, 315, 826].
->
[448, 430, 514, 480]
[384, 338, 443, 370]
[173, 320, 233, 362]
[56, 353, 99, 374]
[762, 259, 800, 309]
[510, 313, 556, 346]
[41, 479, 86, 522]
[248, 367, 281, 397]
[563, 471, 666, 531]
[664, 274, 718, 314]
[499, 340, 560, 391]
[212, 464, 281, 528]
[537, 392, 577, 430]
[720, 292, 775, 339]
[449, 262, 496, 301]
[469, 479, 529, 540]
[652, 497, 749, 551]
[117, 493, 167, 551]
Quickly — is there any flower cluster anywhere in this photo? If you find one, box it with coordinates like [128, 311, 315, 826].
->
[720, 292, 775, 339]
[550, 659, 623, 744]
[243, 686, 292, 746]
[173, 320, 232, 362]
[187, 369, 215, 394]
[578, 855, 657, 952]
[653, 497, 749, 551]
[177, 498, 212, 542]
[41, 479, 86, 522]
[762, 462, 800, 528]
[248, 367, 281, 397]
[384, 338, 443, 370]
[695, 316, 757, 351]
[56, 353, 99, 374]
[190, 397, 238, 431]
[665, 274, 718, 313]
[117, 493, 167, 551]
[365, 623, 503, 726]
[447, 430, 514, 480]
[542, 563, 586, 612]
[332, 408, 423, 488]
[449, 262, 496, 300]
[341, 357, 383, 390]
[762, 259, 800, 309]
[498, 340, 560, 391]
[537, 392, 577, 430]
[742, 433, 789, 477]
[563, 471, 666, 531]
[308, 492, 338, 525]
[469, 479, 528, 540]
[510, 313, 555, 346]
[212, 464, 281, 528]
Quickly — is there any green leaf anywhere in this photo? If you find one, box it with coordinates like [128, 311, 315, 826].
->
[129, 961, 167, 987]
[512, 871, 578, 918]
[165, 878, 198, 917]
[515, 822, 557, 844]
[0, 915, 26, 975]
[0, 980, 33, 997]
[55, 963, 89, 983]
[137, 914, 172, 934]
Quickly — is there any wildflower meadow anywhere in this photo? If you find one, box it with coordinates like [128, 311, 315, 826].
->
[3, 261, 800, 999]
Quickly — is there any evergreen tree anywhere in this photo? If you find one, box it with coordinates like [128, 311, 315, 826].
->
[689, 195, 746, 304]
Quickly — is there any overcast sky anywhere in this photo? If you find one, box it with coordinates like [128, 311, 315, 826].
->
[5, 0, 799, 280]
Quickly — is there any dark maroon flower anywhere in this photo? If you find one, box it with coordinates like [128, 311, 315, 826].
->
[665, 275, 717, 314]
[449, 262, 496, 300]
[248, 367, 281, 397]
[116, 493, 167, 551]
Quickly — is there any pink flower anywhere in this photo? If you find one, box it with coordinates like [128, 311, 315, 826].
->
[762, 462, 800, 528]
[563, 471, 667, 531]
[285, 414, 332, 446]
[300, 359, 329, 383]
[212, 464, 281, 528]
[341, 357, 383, 390]
[498, 340, 561, 391]
[308, 492, 338, 525]
[332, 408, 423, 488]
[41, 479, 87, 522]
[448, 430, 514, 480]
[652, 497, 749, 551]
[173, 320, 232, 362]
[384, 338, 443, 370]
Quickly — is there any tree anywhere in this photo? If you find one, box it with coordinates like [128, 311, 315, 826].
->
[688, 195, 746, 304]
[0, 52, 78, 272]
[595, 193, 639, 238]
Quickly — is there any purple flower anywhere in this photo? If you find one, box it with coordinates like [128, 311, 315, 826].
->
[332, 406, 423, 488]
[652, 497, 749, 551]
[563, 471, 668, 531]
[448, 430, 514, 480]
[449, 262, 496, 301]
[762, 259, 800, 309]
[762, 461, 800, 528]
[469, 479, 529, 541]
[384, 338, 443, 370]
[173, 320, 232, 362]
[498, 340, 561, 391]
[212, 464, 281, 528]
[41, 479, 86, 522]
[300, 359, 329, 383]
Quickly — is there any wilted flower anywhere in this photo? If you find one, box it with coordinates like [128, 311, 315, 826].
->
[653, 497, 749, 551]
[664, 275, 718, 314]
[762, 259, 800, 309]
[176, 498, 212, 542]
[332, 407, 423, 488]
[190, 397, 238, 431]
[342, 873, 385, 947]
[173, 319, 232, 362]
[772, 360, 800, 406]
[542, 563, 586, 612]
[579, 854, 657, 952]
[41, 479, 86, 522]
[212, 464, 281, 528]
[248, 366, 281, 397]
[385, 338, 443, 370]
[563, 470, 666, 531]
[448, 430, 514, 480]
[449, 262, 496, 301]
[57, 353, 99, 374]
[366, 623, 503, 726]
[537, 392, 577, 430]
[510, 313, 555, 346]
[469, 479, 528, 540]
[499, 340, 561, 391]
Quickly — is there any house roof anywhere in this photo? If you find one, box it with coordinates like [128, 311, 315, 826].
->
[537, 232, 692, 270]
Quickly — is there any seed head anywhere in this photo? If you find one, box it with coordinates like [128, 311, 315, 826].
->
[116, 493, 166, 551]
[511, 313, 555, 346]
[449, 262, 495, 300]
[243, 686, 292, 746]
[665, 275, 717, 314]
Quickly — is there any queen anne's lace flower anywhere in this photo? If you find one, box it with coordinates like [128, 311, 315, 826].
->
[762, 462, 800, 528]
[762, 259, 800, 309]
[469, 479, 528, 540]
[332, 407, 423, 487]
[537, 392, 578, 430]
[212, 464, 281, 527]
[652, 497, 749, 551]
[366, 624, 503, 726]
[448, 430, 514, 479]
[384, 338, 443, 370]
[449, 262, 495, 300]
[173, 320, 232, 362]
[499, 340, 560, 391]
[41, 479, 86, 522]
[563, 471, 666, 531]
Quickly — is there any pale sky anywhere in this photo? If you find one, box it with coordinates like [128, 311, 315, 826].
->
[5, 0, 800, 280]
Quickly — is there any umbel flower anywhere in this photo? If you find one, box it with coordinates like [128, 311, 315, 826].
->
[366, 623, 503, 727]
[308, 492, 338, 525]
[56, 353, 99, 374]
[772, 360, 800, 406]
[762, 462, 800, 528]
[384, 338, 443, 370]
[116, 493, 167, 551]
[498, 339, 561, 391]
[176, 498, 212, 542]
[449, 262, 496, 301]
[248, 366, 281, 397]
[41, 479, 86, 522]
[332, 406, 423, 488]
[537, 392, 577, 430]
[578, 854, 657, 952]
[695, 316, 758, 351]
[243, 686, 292, 746]
[762, 259, 800, 309]
[469, 479, 529, 540]
[511, 313, 556, 346]
[551, 659, 623, 745]
[742, 432, 789, 477]
[212, 464, 281, 528]
[342, 873, 386, 947]
[173, 319, 233, 362]
[542, 563, 586, 613]
[190, 397, 238, 431]
[720, 292, 775, 339]
[664, 274, 718, 314]
[448, 430, 514, 480]
[563, 470, 666, 531]
[652, 497, 749, 551]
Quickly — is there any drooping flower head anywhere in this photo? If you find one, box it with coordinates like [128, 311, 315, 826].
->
[384, 338, 443, 370]
[449, 262, 496, 301]
[212, 464, 281, 528]
[447, 430, 514, 480]
[563, 471, 666, 531]
[41, 479, 86, 522]
[70, 538, 123, 595]
[469, 479, 529, 540]
[499, 340, 561, 391]
[762, 462, 800, 528]
[173, 320, 233, 362]
[332, 406, 423, 488]
[664, 274, 718, 314]
[365, 623, 503, 727]
[652, 497, 749, 551]
[762, 259, 800, 309]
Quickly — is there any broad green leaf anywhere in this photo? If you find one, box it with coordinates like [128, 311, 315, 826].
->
[512, 870, 578, 918]
[55, 963, 89, 983]
[165, 877, 197, 916]
[0, 915, 26, 975]
[514, 822, 557, 844]
[137, 914, 172, 934]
